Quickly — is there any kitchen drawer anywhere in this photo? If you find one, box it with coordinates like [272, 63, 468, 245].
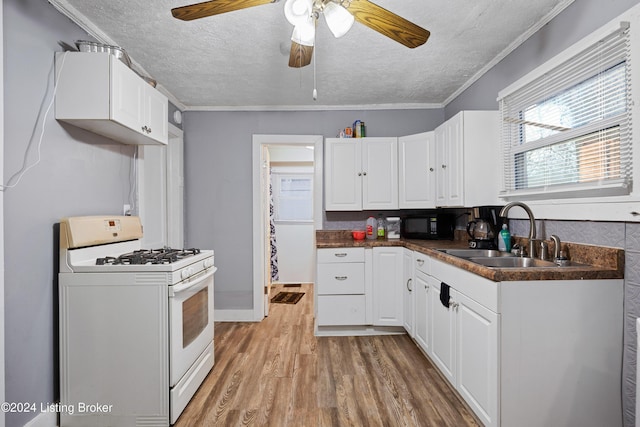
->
[317, 247, 365, 263]
[414, 251, 431, 275]
[316, 295, 366, 325]
[317, 263, 365, 295]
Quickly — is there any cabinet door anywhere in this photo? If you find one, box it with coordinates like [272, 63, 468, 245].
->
[372, 247, 403, 327]
[144, 85, 168, 144]
[454, 290, 498, 427]
[362, 138, 398, 210]
[402, 249, 415, 336]
[317, 295, 366, 326]
[399, 132, 436, 208]
[414, 270, 432, 355]
[324, 139, 362, 210]
[111, 57, 145, 133]
[431, 280, 456, 384]
[435, 115, 464, 207]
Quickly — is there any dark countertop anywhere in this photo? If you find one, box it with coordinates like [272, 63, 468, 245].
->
[316, 230, 624, 282]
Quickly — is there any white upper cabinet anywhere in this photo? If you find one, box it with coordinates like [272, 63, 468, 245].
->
[398, 132, 436, 209]
[55, 52, 168, 145]
[435, 111, 499, 207]
[325, 137, 398, 211]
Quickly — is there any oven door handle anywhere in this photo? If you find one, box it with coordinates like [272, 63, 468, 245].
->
[169, 267, 216, 297]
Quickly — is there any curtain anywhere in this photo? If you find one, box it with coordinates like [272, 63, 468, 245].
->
[269, 175, 279, 282]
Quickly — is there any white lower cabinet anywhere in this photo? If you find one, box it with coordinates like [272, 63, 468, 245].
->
[413, 270, 432, 355]
[316, 248, 366, 326]
[372, 247, 403, 327]
[402, 248, 415, 336]
[430, 259, 498, 427]
[455, 290, 498, 426]
[431, 280, 457, 384]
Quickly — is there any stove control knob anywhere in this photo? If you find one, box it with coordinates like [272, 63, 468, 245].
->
[181, 268, 191, 280]
[204, 258, 214, 269]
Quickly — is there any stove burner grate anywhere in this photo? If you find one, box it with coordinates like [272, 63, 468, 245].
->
[95, 248, 202, 265]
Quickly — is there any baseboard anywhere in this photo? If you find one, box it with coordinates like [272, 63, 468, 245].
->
[214, 309, 257, 322]
[23, 411, 56, 427]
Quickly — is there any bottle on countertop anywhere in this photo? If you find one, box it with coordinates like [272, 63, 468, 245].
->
[498, 224, 512, 252]
[376, 214, 387, 240]
[366, 216, 377, 240]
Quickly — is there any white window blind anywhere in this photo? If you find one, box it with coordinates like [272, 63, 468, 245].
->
[498, 22, 632, 200]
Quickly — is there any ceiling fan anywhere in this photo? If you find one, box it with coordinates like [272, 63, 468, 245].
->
[171, 0, 430, 68]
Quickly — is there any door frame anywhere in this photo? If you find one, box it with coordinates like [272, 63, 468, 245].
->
[252, 134, 323, 320]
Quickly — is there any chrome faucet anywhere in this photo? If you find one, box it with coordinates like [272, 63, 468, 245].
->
[550, 234, 562, 259]
[499, 202, 537, 258]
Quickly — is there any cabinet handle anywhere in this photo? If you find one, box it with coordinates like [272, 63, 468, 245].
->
[147, 127, 152, 134]
[334, 253, 347, 257]
[449, 300, 459, 309]
[441, 164, 447, 169]
[362, 172, 367, 176]
[429, 167, 434, 172]
[335, 276, 348, 281]
[406, 278, 412, 292]
[357, 172, 362, 176]
[416, 259, 424, 266]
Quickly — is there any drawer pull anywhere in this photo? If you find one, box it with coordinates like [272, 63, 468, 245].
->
[335, 276, 348, 281]
[406, 278, 413, 292]
[334, 253, 348, 257]
[416, 259, 424, 266]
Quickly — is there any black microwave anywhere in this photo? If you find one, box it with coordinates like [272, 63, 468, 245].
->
[401, 214, 455, 240]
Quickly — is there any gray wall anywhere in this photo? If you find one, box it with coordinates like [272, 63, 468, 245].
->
[4, 1, 136, 425]
[445, 0, 640, 118]
[184, 109, 444, 309]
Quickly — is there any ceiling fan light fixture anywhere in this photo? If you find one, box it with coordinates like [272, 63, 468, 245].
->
[291, 19, 316, 46]
[323, 2, 354, 38]
[284, 0, 313, 26]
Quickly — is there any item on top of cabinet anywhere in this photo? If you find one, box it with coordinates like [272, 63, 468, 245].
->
[376, 214, 387, 239]
[344, 127, 353, 138]
[386, 217, 401, 239]
[353, 120, 366, 138]
[352, 230, 366, 240]
[366, 216, 377, 240]
[498, 224, 511, 252]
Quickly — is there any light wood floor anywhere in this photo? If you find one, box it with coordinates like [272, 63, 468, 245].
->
[175, 284, 480, 426]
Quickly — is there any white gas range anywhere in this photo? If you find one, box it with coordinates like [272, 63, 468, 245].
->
[58, 216, 215, 426]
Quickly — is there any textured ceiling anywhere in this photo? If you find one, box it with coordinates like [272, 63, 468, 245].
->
[49, 0, 573, 110]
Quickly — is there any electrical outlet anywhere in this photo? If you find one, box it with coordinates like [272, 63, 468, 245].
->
[123, 204, 131, 216]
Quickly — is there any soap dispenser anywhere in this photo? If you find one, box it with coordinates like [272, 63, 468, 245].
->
[498, 224, 512, 252]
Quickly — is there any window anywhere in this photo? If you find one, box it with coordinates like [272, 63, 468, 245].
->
[498, 23, 632, 200]
[272, 173, 313, 222]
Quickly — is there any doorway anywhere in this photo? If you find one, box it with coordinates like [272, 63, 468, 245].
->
[252, 135, 323, 320]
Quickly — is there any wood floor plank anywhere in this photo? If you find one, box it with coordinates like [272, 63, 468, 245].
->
[175, 283, 480, 427]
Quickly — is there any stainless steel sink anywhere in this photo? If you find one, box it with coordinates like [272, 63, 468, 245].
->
[467, 257, 558, 268]
[437, 249, 514, 258]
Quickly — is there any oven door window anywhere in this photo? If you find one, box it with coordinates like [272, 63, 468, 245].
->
[182, 287, 209, 348]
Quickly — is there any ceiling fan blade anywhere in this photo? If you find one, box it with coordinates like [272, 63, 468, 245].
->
[289, 41, 313, 68]
[172, 0, 275, 21]
[345, 0, 430, 48]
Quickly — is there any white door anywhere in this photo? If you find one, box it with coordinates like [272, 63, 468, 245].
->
[399, 132, 436, 208]
[402, 249, 415, 336]
[414, 270, 431, 355]
[455, 289, 499, 427]
[362, 137, 398, 210]
[446, 113, 464, 206]
[111, 57, 144, 133]
[324, 138, 361, 210]
[372, 247, 403, 327]
[262, 146, 272, 316]
[431, 280, 456, 384]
